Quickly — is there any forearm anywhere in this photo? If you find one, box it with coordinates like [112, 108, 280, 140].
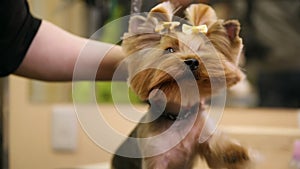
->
[14, 20, 126, 81]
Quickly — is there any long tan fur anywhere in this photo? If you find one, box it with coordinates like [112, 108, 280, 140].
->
[185, 4, 217, 27]
[149, 1, 174, 22]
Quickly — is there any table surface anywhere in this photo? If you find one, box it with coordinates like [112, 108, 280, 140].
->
[72, 106, 300, 169]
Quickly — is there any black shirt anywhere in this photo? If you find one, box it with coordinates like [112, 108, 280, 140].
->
[0, 0, 41, 76]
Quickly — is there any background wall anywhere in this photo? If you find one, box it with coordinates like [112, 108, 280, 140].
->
[9, 1, 111, 168]
[9, 76, 114, 169]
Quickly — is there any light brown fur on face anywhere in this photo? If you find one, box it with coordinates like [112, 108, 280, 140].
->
[112, 2, 253, 169]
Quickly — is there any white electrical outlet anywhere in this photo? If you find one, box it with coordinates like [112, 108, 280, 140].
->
[52, 106, 78, 152]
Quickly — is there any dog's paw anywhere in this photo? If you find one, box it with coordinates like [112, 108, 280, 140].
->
[202, 131, 257, 169]
[221, 144, 252, 169]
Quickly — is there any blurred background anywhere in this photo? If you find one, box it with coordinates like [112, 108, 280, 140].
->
[5, 0, 300, 169]
[26, 0, 300, 108]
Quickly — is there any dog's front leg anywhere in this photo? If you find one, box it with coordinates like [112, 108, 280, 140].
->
[142, 155, 168, 169]
[139, 124, 199, 169]
[198, 131, 252, 169]
[142, 149, 196, 169]
[140, 138, 188, 169]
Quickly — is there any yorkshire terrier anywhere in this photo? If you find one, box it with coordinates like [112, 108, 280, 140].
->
[112, 2, 253, 169]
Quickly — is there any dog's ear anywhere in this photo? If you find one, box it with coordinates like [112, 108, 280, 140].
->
[127, 15, 157, 35]
[149, 1, 174, 22]
[185, 4, 217, 27]
[223, 20, 241, 43]
[126, 2, 175, 35]
[128, 15, 146, 34]
[222, 20, 245, 85]
[223, 20, 243, 65]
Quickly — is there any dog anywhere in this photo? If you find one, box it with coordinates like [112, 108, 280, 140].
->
[112, 2, 253, 169]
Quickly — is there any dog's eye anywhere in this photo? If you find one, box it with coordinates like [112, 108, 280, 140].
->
[165, 47, 175, 53]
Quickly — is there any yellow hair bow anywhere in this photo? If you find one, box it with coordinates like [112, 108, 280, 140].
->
[182, 24, 208, 34]
[155, 21, 180, 33]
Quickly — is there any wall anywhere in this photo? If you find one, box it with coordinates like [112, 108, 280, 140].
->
[28, 0, 87, 37]
[9, 76, 113, 169]
[9, 1, 112, 168]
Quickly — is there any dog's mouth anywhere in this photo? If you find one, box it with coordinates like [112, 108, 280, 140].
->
[147, 63, 203, 100]
[148, 77, 201, 110]
[150, 102, 201, 121]
[179, 66, 202, 80]
[190, 70, 200, 80]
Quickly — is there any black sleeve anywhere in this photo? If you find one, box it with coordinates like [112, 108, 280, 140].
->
[0, 0, 41, 77]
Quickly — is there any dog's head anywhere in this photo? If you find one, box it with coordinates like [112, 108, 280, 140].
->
[122, 2, 244, 111]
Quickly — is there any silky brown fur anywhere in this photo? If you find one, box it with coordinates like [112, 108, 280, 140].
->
[112, 2, 252, 169]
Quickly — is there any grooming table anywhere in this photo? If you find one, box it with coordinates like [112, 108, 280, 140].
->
[73, 106, 300, 169]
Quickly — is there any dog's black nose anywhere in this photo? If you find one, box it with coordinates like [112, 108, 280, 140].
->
[184, 59, 199, 70]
